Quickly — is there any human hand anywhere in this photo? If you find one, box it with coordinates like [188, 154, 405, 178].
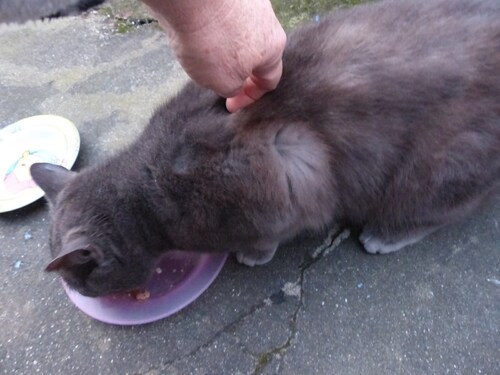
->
[141, 0, 287, 112]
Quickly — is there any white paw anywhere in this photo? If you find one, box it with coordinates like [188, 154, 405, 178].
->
[236, 252, 259, 267]
[236, 247, 277, 267]
[360, 226, 436, 255]
[359, 232, 405, 254]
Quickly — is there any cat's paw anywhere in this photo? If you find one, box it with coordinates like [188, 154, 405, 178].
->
[360, 227, 436, 254]
[236, 246, 277, 267]
[359, 231, 406, 254]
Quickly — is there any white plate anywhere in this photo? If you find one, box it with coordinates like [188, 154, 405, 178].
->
[0, 115, 80, 213]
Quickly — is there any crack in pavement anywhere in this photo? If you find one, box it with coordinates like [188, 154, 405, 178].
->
[154, 298, 277, 373]
[138, 229, 351, 375]
[253, 228, 351, 375]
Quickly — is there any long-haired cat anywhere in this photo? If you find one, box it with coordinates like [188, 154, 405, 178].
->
[31, 0, 500, 297]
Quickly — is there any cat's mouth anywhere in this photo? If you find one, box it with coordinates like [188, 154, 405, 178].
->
[61, 275, 118, 297]
[62, 278, 99, 297]
[77, 288, 100, 298]
[65, 277, 149, 299]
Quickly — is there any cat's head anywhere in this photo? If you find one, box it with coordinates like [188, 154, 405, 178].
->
[30, 163, 157, 297]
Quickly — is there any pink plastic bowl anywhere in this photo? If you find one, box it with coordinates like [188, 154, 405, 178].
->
[62, 250, 227, 325]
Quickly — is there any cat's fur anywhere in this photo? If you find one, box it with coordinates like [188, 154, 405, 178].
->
[31, 0, 500, 297]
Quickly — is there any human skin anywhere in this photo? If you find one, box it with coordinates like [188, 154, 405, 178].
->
[140, 0, 287, 112]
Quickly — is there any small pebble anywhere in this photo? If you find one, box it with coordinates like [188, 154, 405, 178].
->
[14, 260, 22, 269]
[24, 231, 32, 240]
[155, 267, 162, 274]
[487, 278, 500, 286]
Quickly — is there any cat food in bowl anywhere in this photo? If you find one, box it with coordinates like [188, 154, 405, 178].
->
[130, 289, 151, 301]
[62, 250, 227, 325]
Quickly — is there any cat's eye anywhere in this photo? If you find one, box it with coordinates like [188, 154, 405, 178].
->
[80, 249, 92, 257]
[75, 249, 93, 261]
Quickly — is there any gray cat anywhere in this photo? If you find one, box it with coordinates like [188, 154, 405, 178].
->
[31, 0, 500, 297]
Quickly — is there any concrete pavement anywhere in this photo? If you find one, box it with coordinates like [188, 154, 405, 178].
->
[0, 8, 499, 375]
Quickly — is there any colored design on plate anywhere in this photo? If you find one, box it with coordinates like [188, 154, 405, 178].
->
[3, 149, 59, 194]
[0, 115, 79, 212]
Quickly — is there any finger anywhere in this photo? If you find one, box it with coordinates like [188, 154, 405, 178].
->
[212, 82, 243, 99]
[226, 60, 283, 112]
[252, 57, 283, 91]
[226, 76, 264, 112]
[226, 87, 257, 112]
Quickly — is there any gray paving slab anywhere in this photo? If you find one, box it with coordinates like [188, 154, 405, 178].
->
[0, 9, 499, 375]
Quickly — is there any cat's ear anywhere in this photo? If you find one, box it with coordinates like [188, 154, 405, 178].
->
[45, 237, 103, 272]
[30, 163, 76, 204]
